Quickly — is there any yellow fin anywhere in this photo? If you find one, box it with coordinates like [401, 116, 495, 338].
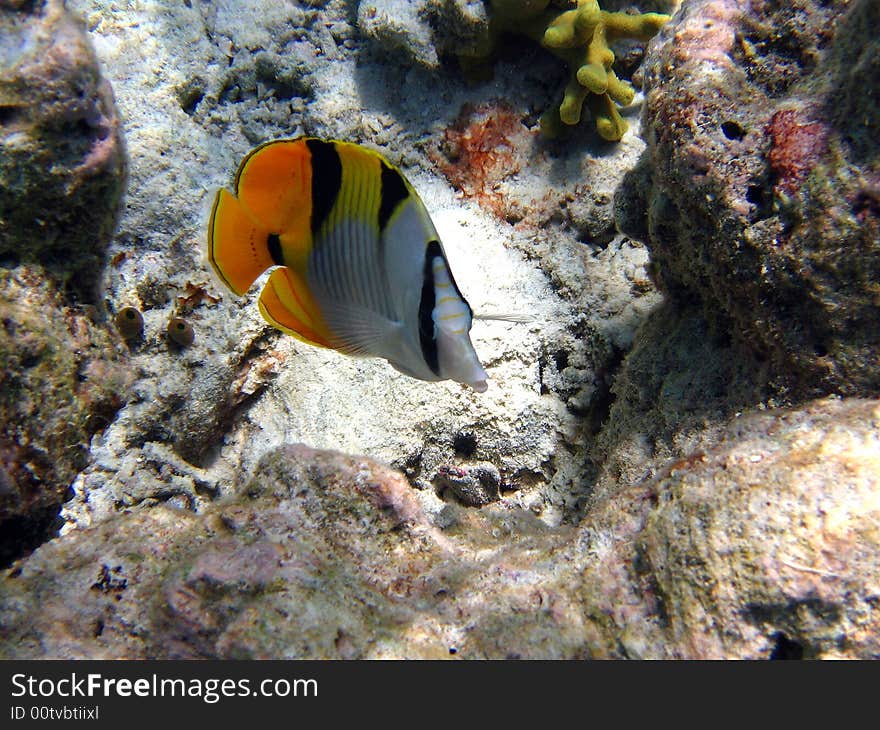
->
[258, 268, 333, 349]
[208, 189, 275, 296]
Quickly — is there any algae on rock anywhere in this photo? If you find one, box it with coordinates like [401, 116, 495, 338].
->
[0, 0, 129, 567]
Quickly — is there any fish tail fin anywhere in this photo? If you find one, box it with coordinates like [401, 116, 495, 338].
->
[208, 189, 276, 296]
[258, 268, 333, 349]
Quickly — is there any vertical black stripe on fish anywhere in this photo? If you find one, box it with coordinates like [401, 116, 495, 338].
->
[305, 138, 342, 235]
[377, 161, 409, 231]
[267, 233, 283, 266]
[418, 241, 443, 375]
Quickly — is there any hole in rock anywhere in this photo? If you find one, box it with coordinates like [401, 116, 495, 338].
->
[721, 120, 746, 140]
[453, 432, 478, 458]
[769, 632, 804, 660]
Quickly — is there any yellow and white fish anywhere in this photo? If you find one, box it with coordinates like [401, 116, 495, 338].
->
[208, 137, 489, 392]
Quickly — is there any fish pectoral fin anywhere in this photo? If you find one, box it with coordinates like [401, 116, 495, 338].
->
[258, 268, 333, 349]
[319, 300, 403, 357]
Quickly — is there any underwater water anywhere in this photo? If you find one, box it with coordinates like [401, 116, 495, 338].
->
[1, 0, 878, 660]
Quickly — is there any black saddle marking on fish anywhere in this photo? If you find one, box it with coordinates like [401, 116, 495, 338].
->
[305, 138, 342, 235]
[267, 233, 283, 266]
[378, 161, 410, 231]
[418, 240, 443, 375]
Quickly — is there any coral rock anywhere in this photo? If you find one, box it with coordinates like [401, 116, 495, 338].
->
[3, 406, 878, 659]
[434, 462, 502, 506]
[358, 0, 490, 68]
[0, 267, 130, 567]
[636, 397, 880, 659]
[0, 0, 126, 298]
[0, 445, 577, 659]
[615, 0, 880, 395]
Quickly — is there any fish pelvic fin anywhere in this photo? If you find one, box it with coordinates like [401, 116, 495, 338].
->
[258, 268, 334, 349]
[208, 189, 276, 296]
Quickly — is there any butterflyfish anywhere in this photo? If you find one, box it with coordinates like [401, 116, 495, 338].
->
[208, 137, 490, 392]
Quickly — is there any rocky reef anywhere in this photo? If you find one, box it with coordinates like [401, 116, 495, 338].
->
[0, 0, 129, 567]
[0, 0, 126, 298]
[616, 0, 880, 396]
[357, 0, 491, 68]
[0, 0, 878, 660]
[0, 268, 130, 568]
[2, 399, 878, 659]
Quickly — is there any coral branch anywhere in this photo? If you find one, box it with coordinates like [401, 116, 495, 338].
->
[468, 0, 671, 141]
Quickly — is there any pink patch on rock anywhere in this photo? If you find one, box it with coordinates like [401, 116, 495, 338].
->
[767, 109, 830, 198]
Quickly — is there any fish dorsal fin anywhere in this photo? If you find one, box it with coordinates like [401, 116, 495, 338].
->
[235, 139, 312, 243]
[258, 268, 334, 349]
[209, 140, 315, 296]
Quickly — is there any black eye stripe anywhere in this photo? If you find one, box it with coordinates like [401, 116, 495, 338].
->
[418, 241, 443, 375]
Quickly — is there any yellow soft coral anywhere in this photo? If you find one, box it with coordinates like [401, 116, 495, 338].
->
[474, 0, 670, 141]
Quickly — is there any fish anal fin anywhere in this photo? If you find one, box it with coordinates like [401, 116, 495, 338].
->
[208, 189, 275, 296]
[236, 139, 312, 245]
[258, 268, 333, 348]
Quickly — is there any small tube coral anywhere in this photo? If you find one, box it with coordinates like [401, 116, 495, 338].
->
[167, 317, 195, 348]
[473, 0, 670, 141]
[114, 306, 144, 341]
